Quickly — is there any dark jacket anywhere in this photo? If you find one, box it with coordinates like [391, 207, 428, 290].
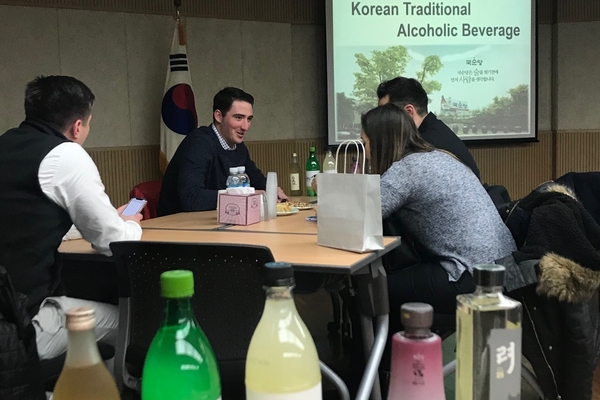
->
[500, 183, 600, 400]
[0, 267, 45, 400]
[555, 171, 600, 226]
[158, 126, 267, 216]
[418, 113, 480, 179]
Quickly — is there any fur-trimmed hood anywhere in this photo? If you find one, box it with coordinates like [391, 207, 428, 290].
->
[505, 182, 600, 303]
[537, 252, 600, 303]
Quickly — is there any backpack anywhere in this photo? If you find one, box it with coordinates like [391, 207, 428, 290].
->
[0, 266, 45, 400]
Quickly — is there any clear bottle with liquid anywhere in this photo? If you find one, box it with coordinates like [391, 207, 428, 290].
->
[226, 167, 240, 188]
[305, 147, 320, 196]
[245, 262, 322, 399]
[456, 264, 522, 400]
[289, 153, 302, 196]
[322, 149, 336, 174]
[141, 270, 222, 400]
[238, 166, 251, 187]
[53, 307, 120, 400]
[387, 303, 445, 400]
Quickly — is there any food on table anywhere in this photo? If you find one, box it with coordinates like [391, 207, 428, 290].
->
[277, 203, 293, 213]
[287, 201, 312, 209]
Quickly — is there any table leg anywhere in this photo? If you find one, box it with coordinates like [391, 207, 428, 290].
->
[354, 259, 389, 400]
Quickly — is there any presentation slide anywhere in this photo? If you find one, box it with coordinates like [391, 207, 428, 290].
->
[326, 0, 537, 145]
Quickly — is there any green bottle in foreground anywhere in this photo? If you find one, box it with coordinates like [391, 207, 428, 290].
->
[141, 270, 222, 400]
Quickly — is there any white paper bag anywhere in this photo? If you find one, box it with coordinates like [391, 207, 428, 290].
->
[317, 140, 384, 253]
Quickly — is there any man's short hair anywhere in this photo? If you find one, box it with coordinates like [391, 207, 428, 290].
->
[376, 77, 428, 116]
[213, 87, 254, 117]
[24, 75, 95, 131]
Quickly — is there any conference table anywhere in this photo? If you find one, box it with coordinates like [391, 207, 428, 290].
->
[58, 203, 400, 400]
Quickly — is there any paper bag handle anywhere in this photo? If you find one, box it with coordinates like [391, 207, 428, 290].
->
[335, 139, 366, 174]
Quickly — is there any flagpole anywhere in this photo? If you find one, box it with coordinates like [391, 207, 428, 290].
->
[159, 0, 198, 174]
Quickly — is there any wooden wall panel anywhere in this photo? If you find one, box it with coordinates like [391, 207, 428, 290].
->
[245, 139, 327, 195]
[470, 131, 554, 199]
[87, 145, 162, 207]
[555, 130, 600, 177]
[90, 133, 565, 208]
[537, 0, 554, 24]
[557, 0, 600, 22]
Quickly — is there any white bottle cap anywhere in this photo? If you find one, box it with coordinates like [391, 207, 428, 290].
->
[293, 152, 297, 156]
[238, 166, 246, 173]
[229, 167, 238, 174]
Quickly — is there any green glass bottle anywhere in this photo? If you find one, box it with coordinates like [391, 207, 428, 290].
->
[305, 146, 320, 196]
[141, 270, 222, 400]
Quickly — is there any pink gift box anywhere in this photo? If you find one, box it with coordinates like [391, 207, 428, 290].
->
[218, 193, 261, 226]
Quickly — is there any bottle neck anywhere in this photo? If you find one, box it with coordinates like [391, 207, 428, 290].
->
[292, 155, 298, 163]
[474, 285, 504, 295]
[265, 285, 295, 301]
[162, 297, 195, 326]
[64, 328, 102, 367]
[402, 328, 433, 340]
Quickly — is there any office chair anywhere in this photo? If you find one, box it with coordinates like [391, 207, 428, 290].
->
[129, 180, 162, 220]
[110, 241, 350, 400]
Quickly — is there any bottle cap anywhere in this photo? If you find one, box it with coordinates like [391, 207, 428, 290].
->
[293, 152, 297, 157]
[309, 146, 316, 152]
[473, 264, 505, 287]
[263, 262, 295, 287]
[238, 166, 246, 173]
[229, 167, 238, 174]
[400, 302, 433, 337]
[65, 307, 96, 331]
[161, 270, 194, 298]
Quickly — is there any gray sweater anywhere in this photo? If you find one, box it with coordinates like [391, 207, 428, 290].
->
[380, 150, 516, 281]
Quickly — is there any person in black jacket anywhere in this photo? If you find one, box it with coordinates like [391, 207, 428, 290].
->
[158, 87, 287, 216]
[377, 77, 480, 179]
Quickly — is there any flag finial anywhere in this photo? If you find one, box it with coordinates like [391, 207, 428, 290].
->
[174, 0, 181, 19]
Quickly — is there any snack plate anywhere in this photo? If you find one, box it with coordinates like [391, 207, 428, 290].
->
[277, 206, 299, 216]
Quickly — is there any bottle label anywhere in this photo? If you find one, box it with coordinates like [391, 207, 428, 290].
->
[290, 173, 300, 191]
[306, 171, 318, 196]
[323, 169, 336, 174]
[488, 328, 522, 400]
[246, 383, 322, 400]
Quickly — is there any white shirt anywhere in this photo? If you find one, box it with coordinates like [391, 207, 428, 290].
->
[38, 142, 142, 256]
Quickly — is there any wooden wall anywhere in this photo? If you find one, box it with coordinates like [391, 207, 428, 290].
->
[90, 129, 600, 207]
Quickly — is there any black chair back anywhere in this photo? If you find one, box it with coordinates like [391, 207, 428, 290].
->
[110, 241, 274, 393]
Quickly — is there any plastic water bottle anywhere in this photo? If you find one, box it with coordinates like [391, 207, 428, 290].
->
[141, 270, 222, 400]
[245, 262, 322, 399]
[238, 166, 251, 187]
[226, 167, 240, 188]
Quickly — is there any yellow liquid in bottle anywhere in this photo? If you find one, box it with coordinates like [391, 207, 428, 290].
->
[245, 296, 322, 399]
[53, 362, 120, 400]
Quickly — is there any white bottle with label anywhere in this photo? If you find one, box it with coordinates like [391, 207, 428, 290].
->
[322, 149, 336, 174]
[289, 153, 302, 196]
